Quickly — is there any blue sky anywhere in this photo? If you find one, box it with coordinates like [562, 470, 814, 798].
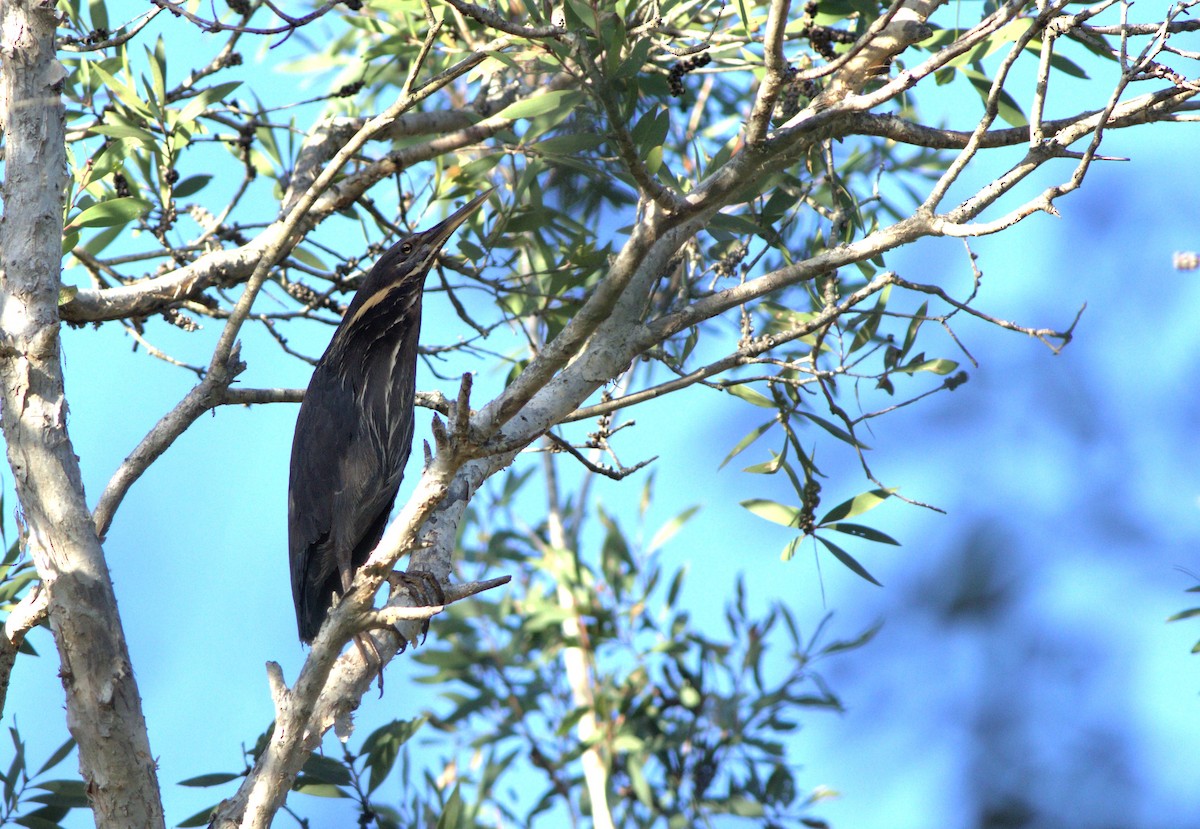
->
[4, 5, 1200, 828]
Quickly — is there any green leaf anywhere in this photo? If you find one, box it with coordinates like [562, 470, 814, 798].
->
[564, 0, 597, 30]
[1047, 50, 1089, 79]
[734, 0, 754, 38]
[30, 779, 89, 808]
[293, 781, 348, 798]
[644, 144, 663, 176]
[65, 197, 151, 231]
[34, 739, 75, 776]
[818, 488, 895, 524]
[15, 816, 74, 829]
[798, 411, 870, 449]
[630, 107, 670, 154]
[88, 0, 109, 31]
[719, 419, 775, 470]
[363, 718, 424, 794]
[436, 784, 465, 829]
[171, 174, 212, 198]
[848, 304, 882, 353]
[533, 133, 605, 155]
[613, 36, 654, 80]
[726, 796, 766, 817]
[89, 123, 157, 143]
[725, 384, 775, 408]
[741, 499, 802, 528]
[898, 357, 959, 375]
[175, 81, 242, 127]
[496, 89, 581, 122]
[816, 536, 882, 586]
[300, 753, 351, 786]
[648, 505, 700, 553]
[902, 300, 928, 356]
[177, 805, 219, 828]
[88, 63, 155, 120]
[820, 522, 900, 545]
[962, 68, 1027, 127]
[742, 454, 784, 474]
[627, 756, 654, 807]
[179, 772, 241, 787]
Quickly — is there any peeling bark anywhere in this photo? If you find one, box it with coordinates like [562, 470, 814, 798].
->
[0, 2, 165, 827]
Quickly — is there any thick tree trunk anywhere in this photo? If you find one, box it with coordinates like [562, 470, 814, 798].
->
[0, 3, 165, 827]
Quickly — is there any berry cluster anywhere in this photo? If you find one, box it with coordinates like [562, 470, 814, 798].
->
[284, 280, 322, 309]
[808, 27, 838, 61]
[162, 308, 199, 333]
[713, 241, 746, 278]
[799, 0, 855, 62]
[667, 51, 712, 97]
[798, 477, 821, 534]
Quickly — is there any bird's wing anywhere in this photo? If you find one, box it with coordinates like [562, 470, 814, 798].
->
[288, 365, 403, 639]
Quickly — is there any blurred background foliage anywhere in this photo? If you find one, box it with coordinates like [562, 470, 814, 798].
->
[1, 0, 1197, 825]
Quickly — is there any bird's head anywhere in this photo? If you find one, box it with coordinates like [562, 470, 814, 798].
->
[340, 189, 492, 332]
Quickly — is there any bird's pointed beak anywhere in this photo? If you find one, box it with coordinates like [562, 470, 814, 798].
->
[423, 187, 493, 251]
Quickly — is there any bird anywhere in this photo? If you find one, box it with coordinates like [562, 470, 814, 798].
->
[288, 190, 490, 643]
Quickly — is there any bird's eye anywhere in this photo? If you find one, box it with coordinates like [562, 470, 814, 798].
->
[400, 242, 413, 254]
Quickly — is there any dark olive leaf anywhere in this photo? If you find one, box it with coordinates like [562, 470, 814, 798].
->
[820, 522, 900, 545]
[34, 739, 75, 777]
[13, 815, 68, 829]
[177, 804, 220, 828]
[171, 175, 211, 199]
[29, 779, 88, 809]
[178, 772, 241, 787]
[962, 68, 1028, 127]
[299, 753, 351, 786]
[815, 535, 882, 586]
[797, 411, 870, 449]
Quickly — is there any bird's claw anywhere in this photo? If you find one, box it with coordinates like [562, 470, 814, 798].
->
[385, 570, 446, 645]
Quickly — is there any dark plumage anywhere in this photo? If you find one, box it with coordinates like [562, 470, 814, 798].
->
[288, 192, 489, 643]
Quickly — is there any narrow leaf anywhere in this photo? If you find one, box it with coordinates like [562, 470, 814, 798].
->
[726, 384, 775, 409]
[496, 89, 580, 121]
[741, 498, 802, 528]
[179, 772, 241, 787]
[719, 419, 775, 470]
[798, 411, 870, 449]
[821, 522, 900, 545]
[66, 197, 151, 230]
[816, 536, 882, 586]
[818, 488, 895, 524]
[648, 505, 700, 553]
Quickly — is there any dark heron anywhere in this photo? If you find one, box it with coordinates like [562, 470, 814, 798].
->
[288, 191, 490, 643]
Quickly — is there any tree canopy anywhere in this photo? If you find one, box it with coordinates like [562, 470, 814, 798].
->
[0, 0, 1197, 826]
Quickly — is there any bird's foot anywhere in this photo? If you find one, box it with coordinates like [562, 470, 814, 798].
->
[385, 570, 446, 647]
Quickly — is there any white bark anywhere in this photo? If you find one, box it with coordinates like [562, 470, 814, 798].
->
[0, 3, 164, 827]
